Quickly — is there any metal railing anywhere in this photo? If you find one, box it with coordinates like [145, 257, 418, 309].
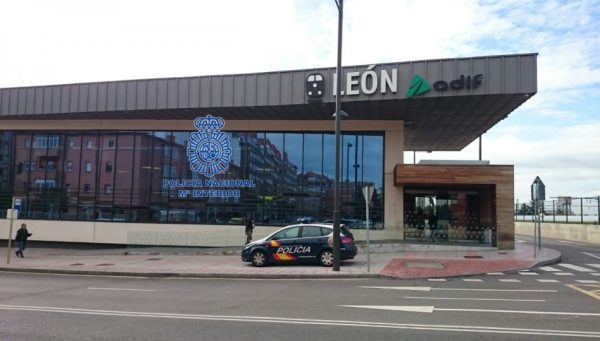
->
[515, 196, 600, 224]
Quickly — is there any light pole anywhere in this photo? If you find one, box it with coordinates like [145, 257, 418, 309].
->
[332, 0, 344, 271]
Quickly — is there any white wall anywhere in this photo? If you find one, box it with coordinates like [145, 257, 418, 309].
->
[516, 221, 600, 244]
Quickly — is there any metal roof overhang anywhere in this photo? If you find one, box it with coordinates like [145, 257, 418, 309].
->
[0, 53, 537, 151]
[0, 93, 528, 151]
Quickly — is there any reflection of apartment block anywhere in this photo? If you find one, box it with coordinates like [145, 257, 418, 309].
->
[0, 132, 11, 191]
[12, 132, 187, 219]
[298, 171, 333, 216]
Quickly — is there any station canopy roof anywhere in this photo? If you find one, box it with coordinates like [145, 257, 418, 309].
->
[0, 53, 536, 151]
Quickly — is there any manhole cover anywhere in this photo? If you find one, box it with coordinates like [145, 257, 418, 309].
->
[464, 255, 483, 259]
[146, 258, 162, 261]
[69, 263, 84, 266]
[95, 263, 114, 266]
[405, 262, 445, 269]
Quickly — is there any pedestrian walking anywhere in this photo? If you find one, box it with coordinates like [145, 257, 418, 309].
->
[15, 223, 32, 258]
[428, 212, 438, 242]
[245, 218, 255, 245]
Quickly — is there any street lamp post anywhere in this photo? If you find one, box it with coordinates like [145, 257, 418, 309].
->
[333, 0, 344, 271]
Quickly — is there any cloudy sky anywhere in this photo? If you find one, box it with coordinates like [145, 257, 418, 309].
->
[1, 0, 598, 202]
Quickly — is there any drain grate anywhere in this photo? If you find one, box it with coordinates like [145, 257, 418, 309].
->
[145, 258, 162, 261]
[464, 255, 483, 259]
[95, 263, 114, 266]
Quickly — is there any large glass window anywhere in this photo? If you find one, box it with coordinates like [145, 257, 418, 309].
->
[3, 129, 385, 228]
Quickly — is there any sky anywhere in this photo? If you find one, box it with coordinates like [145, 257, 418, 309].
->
[0, 0, 598, 203]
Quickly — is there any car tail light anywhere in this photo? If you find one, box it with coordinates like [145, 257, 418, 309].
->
[341, 237, 353, 244]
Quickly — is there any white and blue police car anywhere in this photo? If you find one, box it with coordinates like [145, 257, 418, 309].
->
[242, 223, 357, 267]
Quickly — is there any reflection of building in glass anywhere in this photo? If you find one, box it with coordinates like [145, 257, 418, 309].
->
[11, 132, 187, 221]
[5, 129, 384, 227]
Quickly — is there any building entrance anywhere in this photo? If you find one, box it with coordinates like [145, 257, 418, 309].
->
[404, 186, 496, 246]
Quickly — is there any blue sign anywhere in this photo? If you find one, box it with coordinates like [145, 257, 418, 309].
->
[187, 115, 232, 177]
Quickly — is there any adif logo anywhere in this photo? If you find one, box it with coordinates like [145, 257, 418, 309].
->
[407, 74, 484, 97]
[406, 75, 430, 98]
[187, 115, 232, 177]
[306, 73, 325, 101]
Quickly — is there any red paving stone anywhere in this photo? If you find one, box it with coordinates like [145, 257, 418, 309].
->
[380, 258, 533, 278]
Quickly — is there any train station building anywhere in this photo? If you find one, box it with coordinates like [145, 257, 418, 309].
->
[0, 53, 537, 250]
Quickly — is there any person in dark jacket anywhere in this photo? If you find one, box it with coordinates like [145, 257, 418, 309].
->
[15, 223, 32, 258]
[245, 218, 255, 245]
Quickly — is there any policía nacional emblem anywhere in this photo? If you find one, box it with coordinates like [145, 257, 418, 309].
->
[187, 115, 232, 177]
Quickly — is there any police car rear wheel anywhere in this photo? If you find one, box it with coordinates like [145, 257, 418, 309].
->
[251, 250, 267, 267]
[319, 249, 334, 267]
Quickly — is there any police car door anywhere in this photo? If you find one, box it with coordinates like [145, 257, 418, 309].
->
[268, 226, 301, 262]
[300, 225, 327, 259]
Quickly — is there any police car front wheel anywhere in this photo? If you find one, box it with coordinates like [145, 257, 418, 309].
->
[319, 249, 334, 267]
[251, 250, 268, 267]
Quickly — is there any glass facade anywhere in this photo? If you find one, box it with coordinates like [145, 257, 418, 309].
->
[1, 130, 384, 228]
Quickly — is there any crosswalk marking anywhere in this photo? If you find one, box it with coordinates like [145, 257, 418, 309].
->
[518, 272, 538, 276]
[486, 272, 504, 275]
[554, 272, 574, 276]
[538, 266, 560, 272]
[558, 263, 595, 272]
[499, 279, 521, 283]
[537, 279, 560, 283]
[575, 280, 599, 284]
[462, 279, 483, 282]
[428, 279, 446, 282]
[587, 264, 600, 269]
[590, 273, 600, 276]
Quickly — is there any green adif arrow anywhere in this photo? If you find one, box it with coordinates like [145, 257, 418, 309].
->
[406, 74, 430, 97]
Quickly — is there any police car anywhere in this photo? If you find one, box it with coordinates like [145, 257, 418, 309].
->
[241, 224, 357, 267]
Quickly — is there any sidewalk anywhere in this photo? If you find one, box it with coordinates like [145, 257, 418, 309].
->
[0, 243, 560, 279]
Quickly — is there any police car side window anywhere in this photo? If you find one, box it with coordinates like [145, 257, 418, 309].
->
[301, 226, 322, 238]
[320, 227, 333, 236]
[274, 226, 301, 240]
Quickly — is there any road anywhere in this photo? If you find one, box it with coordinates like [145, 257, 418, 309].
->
[1, 236, 599, 340]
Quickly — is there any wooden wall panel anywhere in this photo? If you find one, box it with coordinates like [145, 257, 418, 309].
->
[395, 165, 515, 250]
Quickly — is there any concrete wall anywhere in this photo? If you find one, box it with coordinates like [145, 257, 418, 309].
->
[516, 221, 600, 244]
[1, 219, 399, 247]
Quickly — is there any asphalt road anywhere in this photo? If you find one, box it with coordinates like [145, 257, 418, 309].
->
[1, 236, 599, 340]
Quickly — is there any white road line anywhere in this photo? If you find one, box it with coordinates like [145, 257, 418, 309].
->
[436, 307, 600, 317]
[486, 272, 504, 276]
[7, 304, 596, 338]
[87, 287, 159, 292]
[360, 286, 431, 291]
[537, 279, 560, 283]
[538, 266, 561, 272]
[434, 288, 557, 292]
[590, 273, 600, 276]
[404, 296, 545, 302]
[499, 279, 521, 283]
[582, 252, 600, 260]
[462, 279, 483, 282]
[359, 286, 557, 293]
[586, 264, 600, 269]
[341, 304, 600, 317]
[428, 279, 446, 282]
[575, 280, 599, 284]
[519, 272, 539, 276]
[555, 273, 574, 276]
[558, 264, 595, 272]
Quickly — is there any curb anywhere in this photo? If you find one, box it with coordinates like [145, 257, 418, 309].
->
[0, 267, 381, 279]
